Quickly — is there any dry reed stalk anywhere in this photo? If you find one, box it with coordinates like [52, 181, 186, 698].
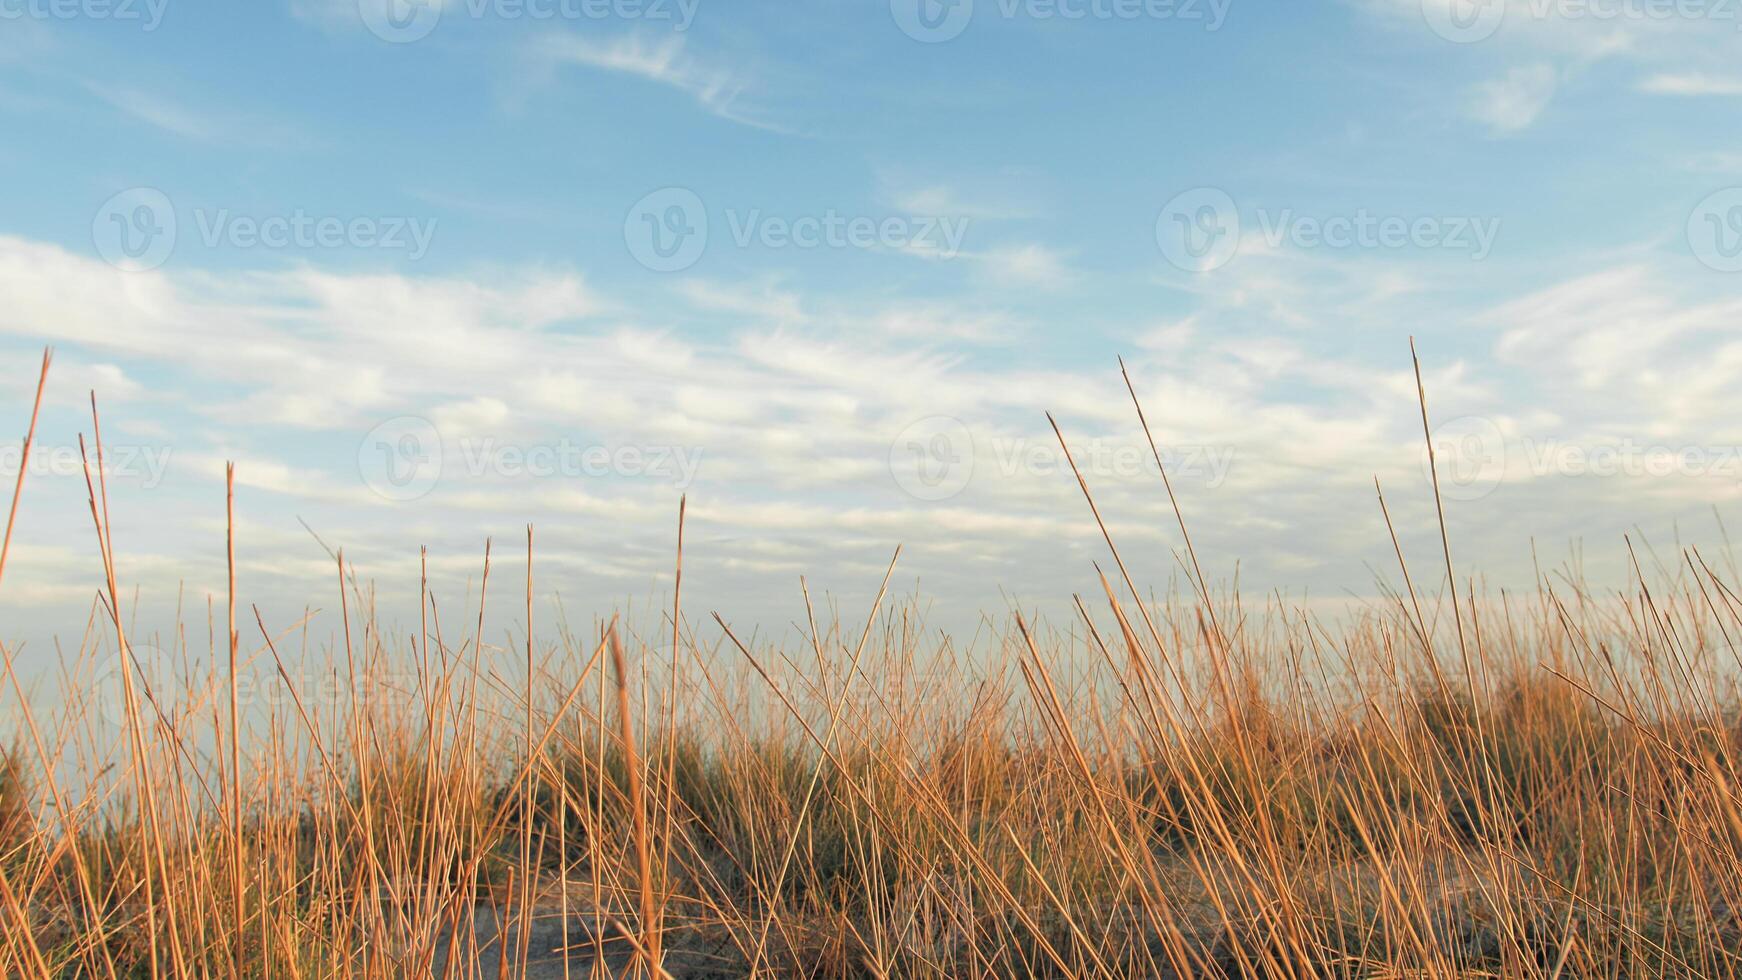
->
[225, 462, 243, 980]
[9, 349, 1742, 976]
[610, 625, 660, 976]
[0, 348, 50, 592]
[80, 396, 186, 980]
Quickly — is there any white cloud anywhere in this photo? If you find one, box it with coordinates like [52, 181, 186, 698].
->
[431, 397, 512, 437]
[1490, 263, 1742, 417]
[882, 182, 1034, 222]
[530, 33, 784, 132]
[2, 228, 1739, 655]
[1639, 72, 1742, 96]
[1468, 64, 1558, 134]
[1359, 0, 1742, 133]
[865, 305, 1012, 345]
[181, 452, 376, 504]
[1682, 150, 1742, 173]
[80, 82, 307, 148]
[678, 280, 805, 327]
[973, 244, 1074, 289]
[88, 86, 217, 141]
[1361, 0, 1727, 62]
[286, 0, 369, 29]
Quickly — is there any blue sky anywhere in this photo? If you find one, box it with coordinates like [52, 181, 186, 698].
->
[1, 0, 1741, 670]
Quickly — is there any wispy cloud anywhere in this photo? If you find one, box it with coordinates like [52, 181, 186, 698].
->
[1358, 0, 1738, 132]
[4, 225, 1740, 644]
[88, 85, 219, 141]
[1639, 72, 1742, 97]
[678, 279, 806, 327]
[405, 188, 564, 225]
[83, 82, 307, 147]
[286, 0, 366, 31]
[1681, 150, 1742, 173]
[972, 244, 1075, 290]
[1467, 65, 1558, 135]
[883, 182, 1035, 222]
[531, 33, 786, 132]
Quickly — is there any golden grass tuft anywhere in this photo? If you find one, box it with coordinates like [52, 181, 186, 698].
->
[5, 348, 1742, 977]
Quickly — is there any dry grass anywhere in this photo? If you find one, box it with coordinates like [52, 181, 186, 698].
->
[5, 348, 1742, 978]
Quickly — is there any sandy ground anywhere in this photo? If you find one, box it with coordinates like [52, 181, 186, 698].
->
[430, 906, 734, 979]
